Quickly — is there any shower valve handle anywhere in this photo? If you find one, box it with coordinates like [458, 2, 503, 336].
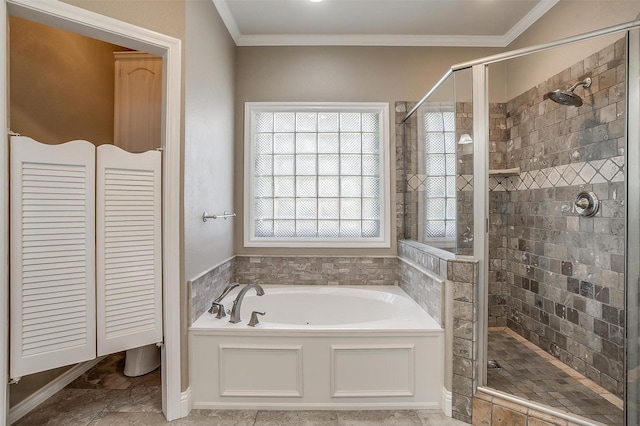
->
[575, 198, 590, 209]
[574, 191, 599, 217]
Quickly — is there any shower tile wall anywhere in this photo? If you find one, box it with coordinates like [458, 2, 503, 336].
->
[396, 102, 418, 240]
[456, 102, 475, 256]
[488, 104, 512, 328]
[489, 37, 626, 397]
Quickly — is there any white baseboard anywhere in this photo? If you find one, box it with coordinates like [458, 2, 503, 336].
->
[441, 387, 452, 417]
[8, 357, 105, 425]
[180, 386, 192, 418]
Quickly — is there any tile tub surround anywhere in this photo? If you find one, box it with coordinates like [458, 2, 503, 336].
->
[190, 246, 476, 422]
[399, 240, 479, 424]
[233, 255, 399, 286]
[399, 257, 445, 325]
[487, 37, 627, 398]
[191, 256, 400, 324]
[189, 257, 235, 324]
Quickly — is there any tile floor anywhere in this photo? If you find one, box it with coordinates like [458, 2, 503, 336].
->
[14, 352, 465, 425]
[487, 328, 623, 425]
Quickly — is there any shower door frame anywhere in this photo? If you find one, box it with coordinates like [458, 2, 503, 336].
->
[403, 17, 640, 419]
[625, 25, 639, 426]
[460, 18, 640, 399]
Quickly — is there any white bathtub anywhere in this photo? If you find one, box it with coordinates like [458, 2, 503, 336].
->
[189, 285, 444, 410]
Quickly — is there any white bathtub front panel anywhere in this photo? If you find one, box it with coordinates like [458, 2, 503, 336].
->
[190, 331, 443, 410]
[331, 344, 414, 398]
[218, 344, 303, 397]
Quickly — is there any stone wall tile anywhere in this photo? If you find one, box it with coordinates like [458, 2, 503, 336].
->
[489, 38, 626, 398]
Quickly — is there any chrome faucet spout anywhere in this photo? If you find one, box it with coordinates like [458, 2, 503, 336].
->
[229, 284, 264, 324]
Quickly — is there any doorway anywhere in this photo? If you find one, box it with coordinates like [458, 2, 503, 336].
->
[0, 0, 182, 423]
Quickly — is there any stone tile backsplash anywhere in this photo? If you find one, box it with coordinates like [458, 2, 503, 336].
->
[233, 256, 399, 286]
[189, 257, 234, 324]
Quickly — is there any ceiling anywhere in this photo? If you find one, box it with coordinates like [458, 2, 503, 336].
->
[212, 0, 560, 47]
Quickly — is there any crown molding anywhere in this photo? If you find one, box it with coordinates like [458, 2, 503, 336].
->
[213, 0, 558, 48]
[236, 33, 508, 47]
[503, 0, 560, 46]
[212, 0, 240, 44]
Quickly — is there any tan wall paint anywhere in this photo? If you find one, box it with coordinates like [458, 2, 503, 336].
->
[62, 0, 186, 42]
[9, 16, 123, 145]
[502, 0, 640, 100]
[183, 0, 236, 393]
[234, 45, 504, 257]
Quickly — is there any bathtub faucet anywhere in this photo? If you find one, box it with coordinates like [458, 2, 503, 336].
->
[229, 284, 265, 324]
[208, 282, 240, 317]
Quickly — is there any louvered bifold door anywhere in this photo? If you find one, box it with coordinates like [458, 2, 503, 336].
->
[10, 136, 96, 379]
[96, 145, 162, 356]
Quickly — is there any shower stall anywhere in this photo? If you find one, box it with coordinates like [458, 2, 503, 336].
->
[400, 19, 640, 425]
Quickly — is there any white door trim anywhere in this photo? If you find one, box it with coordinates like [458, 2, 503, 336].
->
[0, 0, 183, 422]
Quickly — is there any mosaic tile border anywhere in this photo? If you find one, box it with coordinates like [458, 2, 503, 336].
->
[406, 173, 474, 192]
[491, 156, 624, 192]
[407, 156, 624, 193]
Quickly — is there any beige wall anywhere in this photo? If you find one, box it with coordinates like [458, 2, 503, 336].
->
[234, 45, 503, 256]
[502, 0, 640, 100]
[9, 16, 123, 145]
[184, 0, 236, 284]
[183, 0, 236, 390]
[62, 0, 186, 42]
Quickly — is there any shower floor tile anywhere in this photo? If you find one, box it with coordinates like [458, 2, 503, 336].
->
[487, 328, 623, 425]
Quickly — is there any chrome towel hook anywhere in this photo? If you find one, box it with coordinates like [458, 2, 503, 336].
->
[202, 211, 236, 222]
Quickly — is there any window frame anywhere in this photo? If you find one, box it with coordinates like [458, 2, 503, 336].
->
[243, 102, 390, 248]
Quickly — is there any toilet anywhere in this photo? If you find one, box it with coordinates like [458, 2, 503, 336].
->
[124, 344, 161, 377]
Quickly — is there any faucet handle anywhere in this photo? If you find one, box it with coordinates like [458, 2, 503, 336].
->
[214, 282, 240, 302]
[248, 311, 265, 327]
[208, 301, 226, 319]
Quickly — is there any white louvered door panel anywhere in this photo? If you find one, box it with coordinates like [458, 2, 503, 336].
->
[96, 145, 162, 356]
[10, 136, 96, 379]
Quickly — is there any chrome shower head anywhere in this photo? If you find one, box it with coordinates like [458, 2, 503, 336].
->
[546, 77, 592, 107]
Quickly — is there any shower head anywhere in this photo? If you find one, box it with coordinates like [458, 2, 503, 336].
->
[546, 78, 592, 107]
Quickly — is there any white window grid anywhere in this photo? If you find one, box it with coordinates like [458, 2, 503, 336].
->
[244, 103, 390, 248]
[420, 105, 457, 241]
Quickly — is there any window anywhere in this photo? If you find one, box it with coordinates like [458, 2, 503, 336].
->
[419, 104, 456, 244]
[244, 102, 390, 248]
